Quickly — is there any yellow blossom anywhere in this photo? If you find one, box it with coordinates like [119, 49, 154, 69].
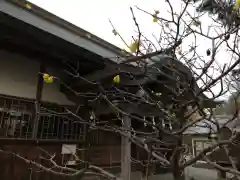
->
[43, 73, 50, 80]
[113, 75, 120, 84]
[236, 0, 240, 6]
[234, 0, 240, 10]
[153, 16, 158, 23]
[152, 10, 159, 23]
[25, 3, 31, 9]
[44, 76, 54, 84]
[129, 40, 140, 53]
[43, 73, 54, 84]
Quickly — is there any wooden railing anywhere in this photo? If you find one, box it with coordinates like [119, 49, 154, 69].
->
[0, 95, 84, 142]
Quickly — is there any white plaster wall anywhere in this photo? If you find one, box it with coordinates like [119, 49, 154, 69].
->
[0, 50, 74, 105]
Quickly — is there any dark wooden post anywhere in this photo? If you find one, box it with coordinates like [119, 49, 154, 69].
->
[217, 170, 226, 180]
[121, 115, 131, 180]
[32, 63, 45, 139]
[78, 105, 90, 168]
[82, 123, 89, 168]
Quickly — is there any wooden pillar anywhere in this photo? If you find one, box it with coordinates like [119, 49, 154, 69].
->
[217, 170, 226, 180]
[82, 123, 90, 168]
[80, 104, 91, 167]
[32, 63, 45, 138]
[121, 115, 131, 180]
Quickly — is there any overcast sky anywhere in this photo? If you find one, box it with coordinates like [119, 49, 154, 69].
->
[28, 0, 178, 48]
[28, 0, 236, 100]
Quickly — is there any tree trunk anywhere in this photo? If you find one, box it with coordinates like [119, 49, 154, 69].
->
[173, 170, 185, 180]
[172, 148, 185, 180]
[172, 111, 185, 180]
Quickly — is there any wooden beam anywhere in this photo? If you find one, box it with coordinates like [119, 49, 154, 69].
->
[121, 115, 131, 180]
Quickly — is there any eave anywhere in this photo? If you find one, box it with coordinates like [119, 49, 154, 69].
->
[75, 55, 222, 108]
[0, 0, 126, 60]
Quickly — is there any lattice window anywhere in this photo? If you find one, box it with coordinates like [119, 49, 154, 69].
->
[192, 139, 213, 156]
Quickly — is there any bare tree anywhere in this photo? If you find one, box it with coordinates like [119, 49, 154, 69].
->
[2, 0, 240, 180]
